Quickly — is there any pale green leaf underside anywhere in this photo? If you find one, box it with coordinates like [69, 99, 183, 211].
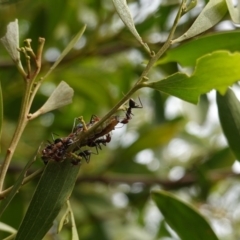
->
[39, 81, 74, 114]
[147, 51, 240, 104]
[226, 0, 240, 24]
[173, 0, 227, 43]
[152, 190, 219, 240]
[0, 222, 16, 233]
[112, 0, 150, 54]
[0, 19, 20, 62]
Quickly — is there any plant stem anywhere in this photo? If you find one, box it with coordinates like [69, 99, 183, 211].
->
[69, 84, 142, 151]
[0, 82, 31, 192]
[69, 1, 185, 150]
[84, 2, 183, 136]
[136, 0, 185, 86]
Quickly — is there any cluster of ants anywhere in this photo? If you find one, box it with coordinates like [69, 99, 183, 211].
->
[41, 98, 142, 165]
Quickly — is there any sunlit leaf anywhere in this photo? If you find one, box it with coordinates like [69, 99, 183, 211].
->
[173, 0, 228, 43]
[15, 160, 80, 240]
[67, 200, 79, 240]
[0, 222, 16, 233]
[112, 0, 151, 54]
[226, 0, 240, 24]
[58, 205, 69, 233]
[146, 51, 240, 104]
[217, 88, 240, 160]
[30, 81, 74, 119]
[152, 190, 219, 240]
[157, 31, 240, 66]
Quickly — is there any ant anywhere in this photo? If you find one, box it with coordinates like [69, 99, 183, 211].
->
[121, 98, 143, 124]
[70, 149, 97, 165]
[88, 133, 111, 150]
[41, 135, 74, 164]
[93, 116, 119, 139]
[78, 149, 98, 163]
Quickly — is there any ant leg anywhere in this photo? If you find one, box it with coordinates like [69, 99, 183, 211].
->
[138, 97, 143, 108]
[51, 132, 60, 141]
[69, 152, 82, 165]
[78, 150, 91, 163]
[72, 117, 85, 133]
[89, 115, 100, 124]
[77, 116, 88, 131]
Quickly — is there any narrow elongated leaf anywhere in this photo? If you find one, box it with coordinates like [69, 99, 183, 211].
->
[173, 0, 227, 43]
[217, 88, 240, 160]
[15, 160, 80, 240]
[29, 81, 74, 119]
[146, 51, 240, 104]
[157, 31, 240, 66]
[0, 222, 16, 233]
[112, 0, 150, 54]
[152, 190, 219, 240]
[43, 25, 86, 79]
[226, 0, 240, 24]
[67, 201, 79, 240]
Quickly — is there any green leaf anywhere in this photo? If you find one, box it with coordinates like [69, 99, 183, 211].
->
[15, 160, 80, 240]
[67, 200, 79, 240]
[217, 88, 240, 160]
[157, 31, 240, 66]
[226, 0, 240, 24]
[112, 0, 150, 54]
[29, 81, 74, 119]
[146, 51, 240, 104]
[201, 147, 235, 170]
[173, 0, 227, 43]
[152, 190, 219, 240]
[0, 222, 16, 234]
[0, 19, 20, 62]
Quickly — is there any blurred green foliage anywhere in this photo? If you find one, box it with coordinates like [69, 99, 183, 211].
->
[1, 0, 240, 239]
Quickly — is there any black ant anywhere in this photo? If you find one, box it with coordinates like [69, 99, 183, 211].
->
[88, 133, 111, 150]
[41, 135, 74, 164]
[78, 149, 98, 163]
[121, 98, 143, 124]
